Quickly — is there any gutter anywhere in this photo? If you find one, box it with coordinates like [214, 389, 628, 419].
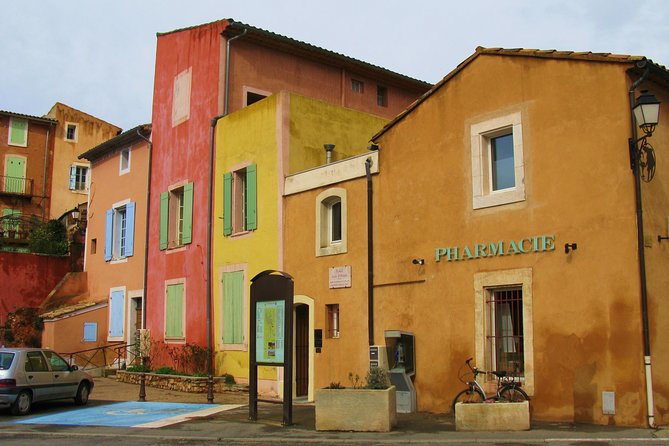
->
[365, 157, 374, 345]
[42, 123, 54, 220]
[628, 59, 656, 429]
[205, 25, 248, 404]
[135, 127, 152, 331]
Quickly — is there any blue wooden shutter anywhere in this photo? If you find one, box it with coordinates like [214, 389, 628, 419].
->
[109, 290, 125, 338]
[223, 172, 232, 235]
[69, 166, 76, 190]
[182, 182, 193, 244]
[125, 202, 136, 257]
[245, 164, 257, 230]
[104, 209, 113, 261]
[83, 322, 97, 342]
[159, 192, 169, 250]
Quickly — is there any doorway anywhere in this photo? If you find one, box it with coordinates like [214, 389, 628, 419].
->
[295, 304, 309, 397]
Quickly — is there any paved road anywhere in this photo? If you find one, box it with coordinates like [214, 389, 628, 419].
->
[0, 377, 667, 445]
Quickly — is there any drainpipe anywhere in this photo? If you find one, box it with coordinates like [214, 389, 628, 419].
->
[628, 60, 656, 428]
[365, 157, 374, 346]
[204, 24, 248, 404]
[136, 127, 152, 331]
[42, 123, 54, 221]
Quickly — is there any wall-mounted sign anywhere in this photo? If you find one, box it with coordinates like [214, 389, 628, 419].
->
[255, 300, 285, 363]
[329, 265, 352, 288]
[436, 234, 555, 262]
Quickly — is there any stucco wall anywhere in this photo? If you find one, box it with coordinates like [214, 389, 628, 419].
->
[42, 306, 108, 364]
[45, 104, 120, 220]
[0, 252, 69, 324]
[284, 54, 669, 426]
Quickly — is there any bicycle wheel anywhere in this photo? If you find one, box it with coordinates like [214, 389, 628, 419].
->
[452, 388, 485, 413]
[499, 385, 529, 403]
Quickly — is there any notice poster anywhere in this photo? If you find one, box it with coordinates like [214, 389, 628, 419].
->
[255, 300, 285, 363]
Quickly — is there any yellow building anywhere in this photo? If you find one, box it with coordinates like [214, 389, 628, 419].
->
[45, 103, 120, 219]
[213, 91, 388, 397]
[284, 48, 669, 426]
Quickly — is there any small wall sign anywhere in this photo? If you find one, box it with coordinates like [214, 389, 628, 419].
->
[329, 266, 352, 288]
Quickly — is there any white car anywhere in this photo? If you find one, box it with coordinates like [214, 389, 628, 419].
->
[0, 348, 94, 415]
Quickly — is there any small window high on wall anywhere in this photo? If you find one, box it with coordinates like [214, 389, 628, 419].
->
[223, 164, 257, 236]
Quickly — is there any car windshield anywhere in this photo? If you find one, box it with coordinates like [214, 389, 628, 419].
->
[0, 352, 15, 370]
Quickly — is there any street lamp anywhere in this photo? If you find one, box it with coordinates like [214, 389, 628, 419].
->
[631, 90, 661, 181]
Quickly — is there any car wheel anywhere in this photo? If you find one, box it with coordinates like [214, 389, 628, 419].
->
[75, 382, 90, 405]
[11, 390, 32, 416]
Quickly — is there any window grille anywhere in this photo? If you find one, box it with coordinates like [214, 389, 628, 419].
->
[485, 287, 524, 376]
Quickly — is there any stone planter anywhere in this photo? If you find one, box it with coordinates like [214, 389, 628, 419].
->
[315, 386, 397, 432]
[455, 401, 530, 431]
[117, 371, 247, 394]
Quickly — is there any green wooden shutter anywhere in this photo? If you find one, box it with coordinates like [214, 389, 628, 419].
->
[245, 164, 257, 230]
[182, 182, 194, 244]
[159, 192, 169, 250]
[9, 119, 27, 146]
[165, 283, 184, 338]
[223, 172, 232, 236]
[223, 271, 244, 344]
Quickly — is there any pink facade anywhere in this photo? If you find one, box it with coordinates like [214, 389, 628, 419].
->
[146, 19, 431, 353]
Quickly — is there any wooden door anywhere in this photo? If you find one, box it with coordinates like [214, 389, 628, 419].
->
[295, 304, 308, 397]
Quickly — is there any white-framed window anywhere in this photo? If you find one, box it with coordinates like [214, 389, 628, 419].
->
[165, 279, 186, 342]
[119, 147, 131, 175]
[221, 266, 247, 350]
[326, 304, 340, 339]
[8, 118, 28, 147]
[474, 268, 534, 395]
[69, 164, 90, 192]
[223, 164, 257, 236]
[470, 111, 525, 209]
[65, 122, 78, 142]
[104, 200, 135, 261]
[160, 181, 193, 250]
[316, 188, 347, 257]
[172, 67, 192, 127]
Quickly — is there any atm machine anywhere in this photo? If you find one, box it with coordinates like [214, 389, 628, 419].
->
[369, 330, 416, 413]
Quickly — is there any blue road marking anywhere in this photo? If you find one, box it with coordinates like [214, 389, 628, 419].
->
[10, 401, 240, 428]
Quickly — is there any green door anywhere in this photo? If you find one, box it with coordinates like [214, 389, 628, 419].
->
[5, 156, 26, 193]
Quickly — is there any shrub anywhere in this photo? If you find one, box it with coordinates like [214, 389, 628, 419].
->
[223, 373, 236, 386]
[126, 364, 151, 373]
[153, 366, 179, 375]
[29, 219, 69, 255]
[326, 381, 344, 389]
[365, 366, 390, 389]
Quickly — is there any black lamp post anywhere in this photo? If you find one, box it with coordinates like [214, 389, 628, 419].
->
[629, 84, 660, 428]
[631, 90, 661, 181]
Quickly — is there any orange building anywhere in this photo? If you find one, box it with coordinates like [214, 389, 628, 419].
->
[284, 48, 669, 426]
[42, 125, 151, 365]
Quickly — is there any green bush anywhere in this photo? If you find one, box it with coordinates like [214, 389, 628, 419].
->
[365, 366, 390, 389]
[153, 366, 179, 375]
[223, 373, 236, 385]
[126, 364, 151, 373]
[29, 219, 68, 255]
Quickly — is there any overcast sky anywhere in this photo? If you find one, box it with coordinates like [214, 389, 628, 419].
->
[2, 0, 669, 130]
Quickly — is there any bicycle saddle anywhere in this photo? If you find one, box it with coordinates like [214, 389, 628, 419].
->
[492, 370, 507, 378]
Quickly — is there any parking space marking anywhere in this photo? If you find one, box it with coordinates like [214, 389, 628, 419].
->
[9, 401, 244, 428]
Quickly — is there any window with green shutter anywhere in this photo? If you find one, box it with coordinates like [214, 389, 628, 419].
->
[165, 283, 184, 339]
[159, 182, 193, 250]
[222, 271, 244, 344]
[8, 118, 28, 147]
[222, 164, 256, 236]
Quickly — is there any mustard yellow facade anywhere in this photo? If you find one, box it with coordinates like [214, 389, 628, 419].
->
[45, 103, 120, 219]
[283, 49, 669, 426]
[213, 92, 388, 395]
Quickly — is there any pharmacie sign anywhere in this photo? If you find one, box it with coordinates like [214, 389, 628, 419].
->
[435, 234, 555, 262]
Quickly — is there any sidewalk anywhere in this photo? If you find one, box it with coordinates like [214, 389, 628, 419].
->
[85, 376, 669, 444]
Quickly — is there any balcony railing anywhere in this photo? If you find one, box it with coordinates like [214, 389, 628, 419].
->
[0, 175, 34, 197]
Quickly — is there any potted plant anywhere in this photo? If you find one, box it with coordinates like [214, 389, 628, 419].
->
[315, 367, 397, 432]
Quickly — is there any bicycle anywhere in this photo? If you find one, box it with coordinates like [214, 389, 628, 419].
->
[451, 357, 529, 412]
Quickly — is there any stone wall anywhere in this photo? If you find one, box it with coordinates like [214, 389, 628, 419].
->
[117, 371, 248, 394]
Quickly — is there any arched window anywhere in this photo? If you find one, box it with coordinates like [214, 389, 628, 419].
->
[316, 188, 347, 256]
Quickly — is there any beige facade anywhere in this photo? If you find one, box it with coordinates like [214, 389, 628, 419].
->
[284, 49, 669, 426]
[45, 103, 120, 220]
